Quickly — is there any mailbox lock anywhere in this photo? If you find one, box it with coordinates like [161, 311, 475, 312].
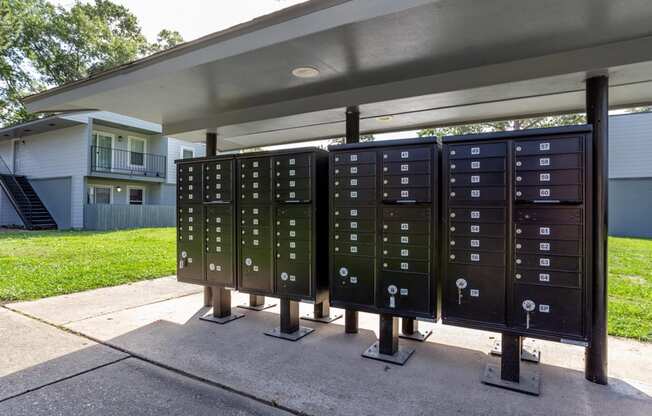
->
[181, 251, 188, 259]
[388, 285, 398, 308]
[245, 257, 253, 266]
[281, 272, 289, 281]
[455, 278, 467, 305]
[515, 273, 522, 280]
[522, 299, 536, 329]
[339, 267, 349, 277]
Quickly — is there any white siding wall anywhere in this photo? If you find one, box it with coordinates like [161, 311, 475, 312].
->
[609, 112, 652, 179]
[0, 140, 14, 171]
[14, 125, 88, 228]
[165, 138, 205, 184]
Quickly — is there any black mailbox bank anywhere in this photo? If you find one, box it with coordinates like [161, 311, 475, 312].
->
[328, 138, 439, 364]
[176, 148, 335, 341]
[441, 125, 593, 393]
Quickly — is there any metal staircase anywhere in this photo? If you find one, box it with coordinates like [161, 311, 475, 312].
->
[0, 156, 57, 230]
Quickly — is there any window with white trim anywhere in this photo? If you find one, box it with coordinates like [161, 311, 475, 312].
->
[88, 186, 112, 204]
[180, 146, 195, 159]
[128, 137, 146, 166]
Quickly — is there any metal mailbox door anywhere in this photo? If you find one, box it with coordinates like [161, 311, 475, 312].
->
[177, 205, 204, 283]
[205, 205, 235, 287]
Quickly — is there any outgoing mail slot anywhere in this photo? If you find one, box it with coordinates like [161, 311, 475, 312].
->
[274, 154, 312, 169]
[514, 153, 581, 171]
[449, 236, 505, 252]
[275, 177, 311, 190]
[448, 186, 505, 202]
[333, 242, 375, 257]
[331, 255, 375, 307]
[333, 188, 376, 203]
[382, 147, 431, 162]
[382, 187, 431, 203]
[276, 259, 311, 298]
[382, 161, 431, 175]
[515, 185, 582, 202]
[449, 221, 505, 237]
[277, 217, 311, 231]
[514, 238, 582, 256]
[449, 250, 504, 267]
[449, 158, 505, 173]
[275, 165, 311, 179]
[514, 254, 581, 272]
[514, 137, 582, 155]
[515, 169, 581, 186]
[333, 151, 376, 165]
[382, 233, 429, 246]
[382, 259, 429, 274]
[240, 247, 273, 293]
[333, 163, 376, 177]
[334, 219, 375, 232]
[333, 176, 376, 189]
[515, 224, 581, 240]
[514, 269, 581, 288]
[382, 174, 430, 188]
[383, 219, 430, 234]
[382, 244, 429, 261]
[449, 172, 505, 187]
[515, 207, 582, 224]
[277, 205, 311, 219]
[334, 231, 376, 244]
[448, 143, 506, 159]
[275, 188, 312, 202]
[443, 264, 506, 325]
[512, 284, 582, 337]
[448, 207, 505, 223]
[376, 272, 430, 316]
[334, 206, 376, 220]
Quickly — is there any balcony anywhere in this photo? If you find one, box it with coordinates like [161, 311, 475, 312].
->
[90, 146, 166, 179]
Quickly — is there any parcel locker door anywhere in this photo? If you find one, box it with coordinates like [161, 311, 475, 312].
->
[332, 256, 376, 307]
[177, 205, 204, 283]
[205, 205, 235, 287]
[275, 205, 312, 298]
[239, 205, 273, 293]
[444, 264, 506, 325]
[377, 273, 430, 315]
[512, 284, 583, 337]
[276, 259, 311, 298]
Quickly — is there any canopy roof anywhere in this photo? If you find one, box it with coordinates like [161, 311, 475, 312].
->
[24, 0, 652, 150]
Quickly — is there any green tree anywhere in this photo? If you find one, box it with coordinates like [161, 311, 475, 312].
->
[0, 0, 183, 126]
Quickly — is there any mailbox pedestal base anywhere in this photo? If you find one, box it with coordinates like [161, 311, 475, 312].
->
[362, 314, 414, 365]
[238, 294, 276, 311]
[301, 300, 343, 323]
[200, 287, 244, 325]
[345, 310, 359, 334]
[399, 318, 432, 342]
[490, 338, 541, 363]
[481, 333, 540, 395]
[265, 298, 314, 341]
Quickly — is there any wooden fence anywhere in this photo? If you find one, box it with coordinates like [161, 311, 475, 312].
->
[84, 204, 175, 230]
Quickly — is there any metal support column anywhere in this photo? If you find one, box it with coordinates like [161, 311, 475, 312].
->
[399, 317, 432, 342]
[362, 314, 415, 365]
[585, 75, 609, 385]
[200, 286, 244, 324]
[237, 294, 276, 311]
[481, 333, 540, 395]
[301, 299, 342, 323]
[265, 297, 314, 341]
[203, 287, 212, 307]
[490, 337, 541, 363]
[202, 131, 218, 309]
[343, 106, 361, 334]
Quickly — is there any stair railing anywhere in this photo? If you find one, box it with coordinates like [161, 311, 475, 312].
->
[0, 154, 33, 226]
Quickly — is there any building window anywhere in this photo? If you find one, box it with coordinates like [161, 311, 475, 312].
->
[128, 187, 144, 205]
[181, 146, 195, 159]
[128, 137, 146, 166]
[89, 186, 112, 204]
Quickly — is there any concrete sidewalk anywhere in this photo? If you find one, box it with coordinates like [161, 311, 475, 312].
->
[2, 277, 651, 415]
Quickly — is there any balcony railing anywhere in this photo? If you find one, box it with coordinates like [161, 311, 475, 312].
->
[90, 146, 166, 178]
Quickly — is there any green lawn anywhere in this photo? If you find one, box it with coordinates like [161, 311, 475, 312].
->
[0, 229, 650, 341]
[0, 228, 175, 303]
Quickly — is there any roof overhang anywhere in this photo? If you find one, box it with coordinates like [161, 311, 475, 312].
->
[23, 0, 652, 150]
[0, 114, 86, 141]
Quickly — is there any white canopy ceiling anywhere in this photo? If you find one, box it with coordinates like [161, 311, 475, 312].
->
[24, 0, 652, 150]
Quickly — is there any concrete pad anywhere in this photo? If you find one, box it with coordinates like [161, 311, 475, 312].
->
[0, 308, 127, 401]
[7, 276, 201, 325]
[60, 291, 652, 416]
[0, 358, 291, 416]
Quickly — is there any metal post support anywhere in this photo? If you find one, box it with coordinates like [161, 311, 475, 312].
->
[301, 299, 343, 323]
[585, 75, 609, 385]
[362, 314, 415, 365]
[203, 286, 212, 307]
[489, 337, 541, 363]
[399, 317, 432, 342]
[481, 333, 540, 395]
[199, 286, 244, 324]
[264, 298, 314, 341]
[237, 294, 276, 311]
[345, 310, 359, 334]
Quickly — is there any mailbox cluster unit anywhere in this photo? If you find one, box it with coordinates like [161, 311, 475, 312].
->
[328, 138, 439, 321]
[441, 126, 593, 344]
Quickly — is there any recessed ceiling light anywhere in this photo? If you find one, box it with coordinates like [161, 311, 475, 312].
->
[24, 129, 32, 132]
[291, 66, 320, 78]
[377, 116, 393, 122]
[48, 123, 56, 127]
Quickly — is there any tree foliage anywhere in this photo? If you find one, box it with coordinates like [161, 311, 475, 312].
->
[0, 0, 183, 126]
